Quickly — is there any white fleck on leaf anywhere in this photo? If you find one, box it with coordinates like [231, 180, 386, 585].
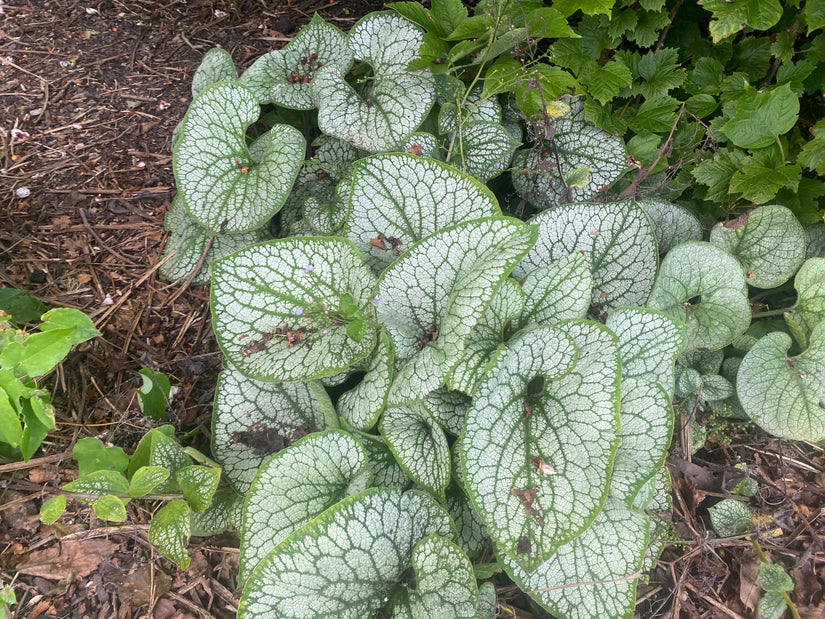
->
[239, 430, 369, 585]
[173, 82, 305, 233]
[647, 242, 750, 351]
[239, 488, 454, 619]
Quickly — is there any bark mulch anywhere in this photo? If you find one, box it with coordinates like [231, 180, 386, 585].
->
[1, 1, 825, 618]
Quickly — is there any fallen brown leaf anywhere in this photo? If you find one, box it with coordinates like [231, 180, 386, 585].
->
[16, 538, 117, 580]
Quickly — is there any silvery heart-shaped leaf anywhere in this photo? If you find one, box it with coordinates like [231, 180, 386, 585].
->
[346, 154, 501, 272]
[422, 389, 472, 436]
[240, 14, 352, 109]
[174, 82, 305, 234]
[477, 583, 497, 619]
[807, 224, 825, 258]
[314, 136, 358, 179]
[404, 133, 441, 159]
[462, 322, 621, 569]
[148, 499, 192, 570]
[358, 433, 410, 488]
[448, 121, 520, 182]
[444, 441, 489, 559]
[380, 403, 450, 501]
[447, 278, 524, 396]
[514, 201, 658, 311]
[338, 329, 394, 431]
[211, 365, 326, 493]
[611, 378, 674, 507]
[239, 430, 369, 584]
[518, 253, 591, 330]
[438, 87, 502, 134]
[161, 196, 268, 285]
[503, 496, 650, 619]
[303, 181, 349, 235]
[709, 205, 805, 289]
[190, 488, 241, 537]
[511, 99, 627, 208]
[239, 488, 454, 619]
[377, 218, 536, 405]
[312, 13, 434, 152]
[737, 322, 825, 441]
[280, 161, 339, 235]
[211, 237, 378, 382]
[605, 307, 686, 397]
[391, 535, 479, 619]
[636, 199, 703, 256]
[647, 242, 750, 352]
[192, 48, 236, 97]
[785, 258, 825, 350]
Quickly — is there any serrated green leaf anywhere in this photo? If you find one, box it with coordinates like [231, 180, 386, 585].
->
[721, 84, 799, 150]
[463, 322, 620, 569]
[626, 48, 686, 100]
[786, 259, 825, 349]
[148, 499, 191, 569]
[808, 0, 825, 33]
[737, 323, 825, 441]
[798, 120, 825, 174]
[606, 307, 686, 397]
[211, 237, 378, 382]
[93, 494, 127, 522]
[211, 365, 327, 493]
[40, 494, 66, 524]
[552, 0, 615, 17]
[647, 242, 750, 351]
[431, 0, 468, 38]
[627, 95, 679, 134]
[700, 0, 747, 41]
[691, 149, 748, 203]
[173, 82, 305, 234]
[583, 61, 633, 105]
[312, 13, 434, 152]
[511, 99, 626, 208]
[729, 162, 801, 205]
[345, 153, 501, 272]
[338, 330, 394, 431]
[239, 488, 454, 619]
[710, 205, 805, 288]
[515, 200, 658, 311]
[192, 48, 236, 98]
[637, 199, 703, 256]
[64, 470, 129, 495]
[72, 437, 129, 477]
[502, 496, 650, 619]
[129, 466, 170, 497]
[240, 15, 352, 109]
[176, 465, 221, 512]
[377, 218, 536, 405]
[708, 498, 751, 536]
[239, 430, 369, 585]
[380, 403, 450, 500]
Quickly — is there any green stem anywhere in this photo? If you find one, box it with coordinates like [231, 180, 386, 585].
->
[751, 538, 802, 619]
[750, 308, 789, 319]
[775, 135, 786, 165]
[308, 379, 340, 429]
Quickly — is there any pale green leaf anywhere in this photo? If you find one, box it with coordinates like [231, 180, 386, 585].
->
[647, 242, 750, 351]
[710, 205, 805, 289]
[240, 15, 351, 109]
[514, 200, 658, 311]
[338, 330, 394, 431]
[239, 488, 454, 619]
[345, 153, 501, 272]
[511, 99, 627, 208]
[737, 323, 825, 441]
[377, 218, 536, 405]
[421, 388, 471, 436]
[192, 48, 236, 98]
[126, 426, 192, 494]
[807, 224, 825, 258]
[40, 495, 66, 524]
[518, 253, 592, 329]
[759, 562, 794, 593]
[211, 237, 378, 382]
[636, 199, 703, 256]
[93, 494, 127, 522]
[606, 307, 685, 397]
[380, 403, 450, 500]
[64, 470, 129, 495]
[785, 259, 825, 349]
[129, 466, 170, 497]
[708, 498, 751, 536]
[148, 499, 192, 569]
[312, 13, 434, 152]
[211, 364, 327, 493]
[462, 322, 620, 569]
[759, 591, 789, 619]
[176, 465, 221, 512]
[73, 436, 129, 477]
[173, 82, 305, 233]
[239, 430, 369, 585]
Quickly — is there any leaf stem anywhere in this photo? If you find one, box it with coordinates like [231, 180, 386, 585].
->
[750, 308, 788, 318]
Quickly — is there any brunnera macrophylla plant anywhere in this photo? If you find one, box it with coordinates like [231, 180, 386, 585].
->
[151, 8, 825, 619]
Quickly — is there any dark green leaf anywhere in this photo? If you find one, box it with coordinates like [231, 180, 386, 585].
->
[136, 369, 171, 421]
[732, 36, 772, 82]
[691, 150, 748, 202]
[387, 2, 432, 31]
[744, 0, 782, 29]
[0, 289, 46, 323]
[73, 437, 129, 477]
[583, 61, 633, 105]
[627, 95, 679, 133]
[630, 48, 687, 100]
[729, 163, 802, 204]
[431, 0, 468, 39]
[808, 0, 825, 33]
[627, 9, 670, 48]
[721, 84, 799, 149]
[347, 319, 367, 343]
[445, 15, 493, 40]
[799, 120, 825, 174]
[525, 7, 578, 39]
[685, 94, 718, 118]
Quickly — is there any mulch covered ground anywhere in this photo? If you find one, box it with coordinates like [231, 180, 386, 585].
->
[1, 1, 824, 617]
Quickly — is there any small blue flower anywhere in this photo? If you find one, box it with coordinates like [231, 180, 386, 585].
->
[322, 329, 329, 335]
[372, 295, 381, 306]
[295, 307, 304, 316]
[301, 264, 314, 274]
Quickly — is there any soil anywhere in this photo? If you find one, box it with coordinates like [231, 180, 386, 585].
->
[1, 1, 825, 618]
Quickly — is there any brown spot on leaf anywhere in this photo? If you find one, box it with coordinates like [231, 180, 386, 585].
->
[516, 535, 532, 554]
[407, 143, 424, 156]
[530, 456, 557, 476]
